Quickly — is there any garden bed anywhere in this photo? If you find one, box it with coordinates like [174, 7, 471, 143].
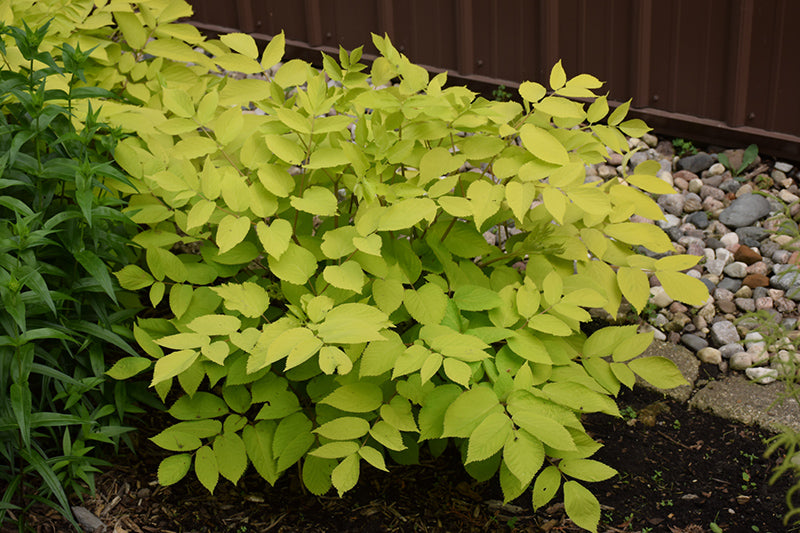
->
[10, 386, 794, 533]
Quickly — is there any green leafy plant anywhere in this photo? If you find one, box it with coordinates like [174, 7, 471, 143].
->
[736, 191, 800, 525]
[718, 143, 759, 177]
[0, 19, 144, 530]
[491, 84, 513, 102]
[19, 2, 711, 531]
[672, 138, 697, 158]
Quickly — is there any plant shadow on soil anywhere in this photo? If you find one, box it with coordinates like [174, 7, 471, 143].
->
[8, 386, 800, 533]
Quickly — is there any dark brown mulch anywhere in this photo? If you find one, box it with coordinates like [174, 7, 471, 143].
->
[5, 386, 800, 533]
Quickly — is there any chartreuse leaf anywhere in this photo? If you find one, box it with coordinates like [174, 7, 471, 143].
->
[187, 315, 241, 336]
[314, 417, 370, 440]
[380, 397, 418, 432]
[317, 303, 390, 344]
[323, 262, 365, 292]
[559, 459, 616, 482]
[115, 265, 154, 290]
[158, 454, 192, 486]
[242, 422, 279, 484]
[605, 222, 674, 253]
[372, 278, 404, 315]
[359, 446, 388, 472]
[194, 445, 219, 493]
[612, 330, 654, 362]
[106, 357, 151, 380]
[608, 99, 630, 126]
[616, 266, 649, 313]
[419, 147, 466, 185]
[505, 181, 537, 222]
[291, 186, 338, 216]
[532, 465, 561, 510]
[302, 455, 336, 495]
[268, 243, 318, 285]
[468, 180, 504, 229]
[619, 118, 650, 138]
[169, 392, 229, 420]
[162, 87, 194, 118]
[655, 270, 709, 306]
[628, 356, 688, 389]
[150, 429, 201, 452]
[311, 441, 361, 459]
[519, 124, 569, 166]
[256, 218, 293, 259]
[442, 386, 502, 438]
[262, 31, 286, 68]
[403, 283, 448, 326]
[331, 454, 360, 497]
[213, 432, 247, 483]
[466, 411, 512, 463]
[221, 32, 259, 59]
[519, 81, 546, 103]
[564, 481, 601, 533]
[321, 382, 383, 413]
[583, 325, 637, 358]
[626, 173, 676, 195]
[211, 282, 269, 318]
[550, 60, 567, 90]
[370, 421, 405, 451]
[317, 345, 351, 375]
[503, 430, 544, 486]
[378, 198, 437, 231]
[152, 350, 199, 386]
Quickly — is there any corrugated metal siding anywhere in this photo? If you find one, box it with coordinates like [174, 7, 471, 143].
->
[186, 0, 800, 160]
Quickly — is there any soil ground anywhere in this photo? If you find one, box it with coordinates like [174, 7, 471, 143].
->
[5, 386, 799, 533]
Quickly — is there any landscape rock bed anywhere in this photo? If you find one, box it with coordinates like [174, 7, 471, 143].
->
[585, 135, 800, 389]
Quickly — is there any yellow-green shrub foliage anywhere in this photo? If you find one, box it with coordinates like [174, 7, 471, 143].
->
[7, 2, 710, 531]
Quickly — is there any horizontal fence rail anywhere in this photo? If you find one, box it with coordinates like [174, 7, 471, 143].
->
[187, 0, 800, 161]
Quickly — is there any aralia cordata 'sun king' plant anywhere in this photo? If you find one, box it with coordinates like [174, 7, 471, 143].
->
[7, 2, 710, 530]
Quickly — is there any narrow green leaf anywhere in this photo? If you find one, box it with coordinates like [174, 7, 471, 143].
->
[10, 383, 31, 449]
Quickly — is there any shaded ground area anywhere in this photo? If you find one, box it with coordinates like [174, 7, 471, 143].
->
[6, 387, 799, 533]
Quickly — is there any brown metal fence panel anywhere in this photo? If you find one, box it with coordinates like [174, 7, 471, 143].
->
[186, 0, 800, 160]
